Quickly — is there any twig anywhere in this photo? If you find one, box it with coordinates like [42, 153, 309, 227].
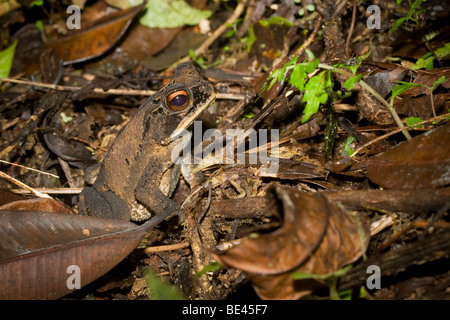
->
[57, 158, 75, 188]
[350, 113, 449, 157]
[9, 187, 83, 194]
[0, 170, 52, 199]
[144, 241, 190, 254]
[0, 77, 245, 100]
[345, 0, 357, 57]
[290, 16, 323, 59]
[0, 159, 59, 178]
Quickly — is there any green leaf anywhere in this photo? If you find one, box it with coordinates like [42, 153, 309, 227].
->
[265, 16, 293, 27]
[389, 0, 427, 32]
[341, 136, 356, 156]
[305, 59, 319, 73]
[0, 40, 18, 80]
[389, 16, 407, 33]
[290, 64, 307, 91]
[435, 42, 450, 59]
[145, 270, 186, 300]
[335, 57, 361, 76]
[390, 81, 422, 105]
[412, 55, 434, 70]
[343, 74, 362, 90]
[242, 113, 255, 119]
[196, 262, 221, 278]
[35, 20, 44, 31]
[139, 0, 212, 28]
[432, 76, 446, 89]
[406, 116, 423, 127]
[247, 25, 256, 52]
[301, 71, 331, 123]
[413, 43, 450, 70]
[30, 0, 44, 7]
[292, 265, 352, 281]
[226, 29, 235, 38]
[260, 56, 298, 94]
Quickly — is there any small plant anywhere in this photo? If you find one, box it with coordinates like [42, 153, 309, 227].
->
[196, 261, 221, 278]
[189, 49, 222, 69]
[293, 265, 354, 300]
[341, 136, 356, 157]
[406, 116, 424, 128]
[225, 18, 242, 38]
[261, 56, 363, 123]
[260, 56, 365, 159]
[391, 76, 446, 117]
[145, 270, 186, 300]
[389, 0, 427, 33]
[413, 42, 450, 70]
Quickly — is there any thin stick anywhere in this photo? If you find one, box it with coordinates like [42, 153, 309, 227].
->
[0, 170, 52, 199]
[291, 16, 323, 60]
[9, 187, 83, 194]
[0, 77, 245, 100]
[350, 113, 449, 157]
[345, 0, 357, 57]
[144, 241, 190, 254]
[0, 159, 59, 178]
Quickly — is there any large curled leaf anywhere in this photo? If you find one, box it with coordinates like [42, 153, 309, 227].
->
[0, 210, 146, 299]
[209, 186, 369, 300]
[47, 2, 146, 64]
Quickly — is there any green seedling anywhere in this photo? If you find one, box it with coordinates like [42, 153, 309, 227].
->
[406, 116, 424, 128]
[389, 0, 427, 33]
[145, 270, 186, 300]
[413, 42, 450, 70]
[293, 265, 353, 300]
[392, 75, 446, 117]
[189, 49, 222, 69]
[341, 136, 356, 156]
[196, 261, 221, 278]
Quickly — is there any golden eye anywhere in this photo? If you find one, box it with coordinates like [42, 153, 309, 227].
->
[166, 90, 190, 111]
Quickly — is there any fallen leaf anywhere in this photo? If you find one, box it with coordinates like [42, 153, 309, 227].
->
[366, 122, 450, 189]
[0, 197, 72, 213]
[0, 190, 25, 206]
[0, 210, 146, 299]
[47, 2, 146, 65]
[209, 186, 369, 299]
[256, 159, 325, 180]
[139, 0, 211, 29]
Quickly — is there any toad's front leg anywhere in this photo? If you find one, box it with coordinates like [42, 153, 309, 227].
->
[132, 160, 181, 221]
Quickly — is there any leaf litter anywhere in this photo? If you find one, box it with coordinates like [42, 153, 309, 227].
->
[0, 0, 449, 300]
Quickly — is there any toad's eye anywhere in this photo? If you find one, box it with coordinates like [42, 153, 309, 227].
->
[166, 90, 190, 111]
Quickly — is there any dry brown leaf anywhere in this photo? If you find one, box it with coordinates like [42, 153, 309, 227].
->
[0, 210, 146, 299]
[0, 197, 72, 213]
[47, 2, 146, 65]
[209, 186, 369, 299]
[366, 122, 450, 189]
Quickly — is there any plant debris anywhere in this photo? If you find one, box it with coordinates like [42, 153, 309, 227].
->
[0, 0, 449, 300]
